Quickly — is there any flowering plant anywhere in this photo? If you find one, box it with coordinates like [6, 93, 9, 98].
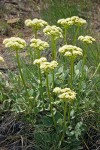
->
[2, 15, 98, 150]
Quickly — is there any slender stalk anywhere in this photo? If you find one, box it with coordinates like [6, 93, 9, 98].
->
[37, 49, 40, 59]
[46, 73, 56, 129]
[51, 37, 56, 88]
[81, 46, 87, 82]
[34, 29, 38, 39]
[31, 27, 38, 61]
[15, 50, 33, 107]
[51, 37, 56, 60]
[64, 26, 67, 44]
[29, 47, 34, 64]
[73, 26, 80, 45]
[68, 103, 71, 124]
[39, 67, 45, 110]
[70, 57, 74, 88]
[37, 50, 45, 110]
[52, 70, 55, 89]
[59, 100, 67, 147]
[78, 45, 87, 93]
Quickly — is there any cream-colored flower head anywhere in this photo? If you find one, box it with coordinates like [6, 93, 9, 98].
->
[78, 35, 96, 44]
[59, 45, 83, 58]
[53, 87, 76, 101]
[60, 88, 71, 93]
[58, 91, 76, 100]
[53, 87, 62, 94]
[34, 57, 47, 65]
[57, 18, 74, 28]
[43, 25, 63, 40]
[0, 56, 4, 63]
[3, 37, 26, 50]
[71, 16, 87, 26]
[25, 18, 48, 30]
[30, 38, 49, 51]
[40, 60, 58, 73]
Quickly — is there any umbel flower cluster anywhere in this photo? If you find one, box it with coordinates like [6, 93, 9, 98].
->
[34, 57, 47, 65]
[53, 87, 76, 101]
[71, 16, 87, 26]
[58, 18, 74, 28]
[78, 35, 96, 44]
[58, 16, 87, 27]
[59, 45, 83, 58]
[30, 38, 49, 51]
[34, 57, 58, 73]
[43, 25, 63, 40]
[0, 56, 4, 63]
[25, 18, 48, 30]
[3, 37, 26, 50]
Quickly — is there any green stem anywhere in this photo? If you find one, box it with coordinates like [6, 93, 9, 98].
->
[82, 47, 87, 80]
[68, 103, 71, 124]
[59, 100, 67, 147]
[70, 57, 74, 88]
[64, 26, 67, 44]
[39, 67, 45, 110]
[37, 49, 40, 58]
[51, 37, 56, 88]
[78, 45, 87, 93]
[46, 73, 56, 129]
[34, 29, 38, 39]
[15, 50, 33, 107]
[51, 37, 56, 60]
[73, 26, 80, 45]
[37, 50, 45, 110]
[52, 70, 55, 89]
[29, 47, 34, 64]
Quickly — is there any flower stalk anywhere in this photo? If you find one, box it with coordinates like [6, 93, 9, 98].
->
[51, 37, 56, 60]
[46, 73, 56, 129]
[34, 29, 38, 39]
[37, 50, 45, 110]
[51, 37, 56, 88]
[73, 26, 80, 44]
[70, 57, 74, 88]
[15, 49, 33, 108]
[59, 100, 67, 147]
[64, 26, 67, 44]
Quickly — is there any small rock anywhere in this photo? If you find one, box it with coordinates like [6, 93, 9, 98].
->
[7, 18, 20, 24]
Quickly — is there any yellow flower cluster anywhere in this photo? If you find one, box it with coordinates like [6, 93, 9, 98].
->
[53, 87, 76, 101]
[40, 60, 58, 73]
[57, 16, 86, 27]
[25, 18, 48, 30]
[59, 45, 83, 58]
[71, 16, 87, 26]
[78, 35, 96, 44]
[0, 56, 4, 62]
[34, 57, 47, 65]
[57, 18, 74, 27]
[34, 57, 58, 73]
[43, 25, 63, 40]
[30, 38, 49, 51]
[3, 37, 26, 50]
